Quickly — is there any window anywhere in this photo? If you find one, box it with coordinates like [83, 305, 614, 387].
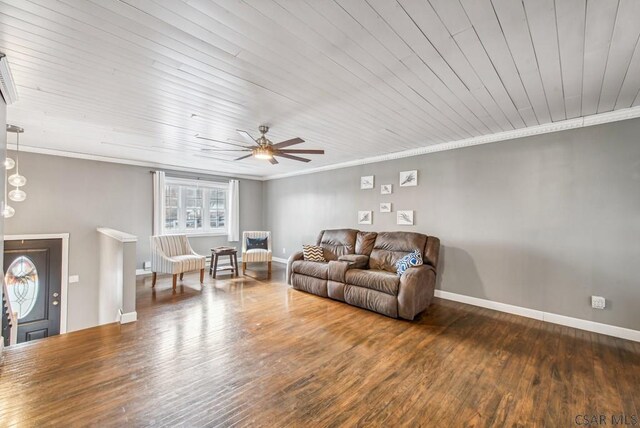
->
[163, 177, 228, 235]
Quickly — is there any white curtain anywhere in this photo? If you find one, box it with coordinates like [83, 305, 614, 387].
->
[152, 171, 165, 236]
[228, 179, 240, 242]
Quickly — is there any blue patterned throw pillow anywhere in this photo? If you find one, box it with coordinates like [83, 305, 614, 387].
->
[395, 249, 423, 276]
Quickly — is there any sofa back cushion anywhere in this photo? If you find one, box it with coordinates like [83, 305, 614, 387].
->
[369, 232, 428, 273]
[423, 236, 440, 269]
[355, 231, 377, 256]
[315, 229, 358, 261]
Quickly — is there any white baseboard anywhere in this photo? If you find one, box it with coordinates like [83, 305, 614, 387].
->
[136, 268, 149, 276]
[434, 290, 640, 343]
[118, 309, 137, 324]
[272, 256, 288, 264]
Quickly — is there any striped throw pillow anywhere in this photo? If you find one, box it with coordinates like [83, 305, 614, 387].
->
[395, 249, 423, 276]
[303, 245, 326, 262]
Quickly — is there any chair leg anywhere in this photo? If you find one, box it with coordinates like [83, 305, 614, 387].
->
[172, 274, 177, 290]
[180, 272, 184, 280]
[268, 261, 272, 275]
[200, 268, 204, 284]
[234, 254, 239, 276]
[242, 261, 246, 275]
[151, 272, 157, 287]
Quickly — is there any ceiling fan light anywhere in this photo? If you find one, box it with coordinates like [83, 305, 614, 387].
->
[9, 188, 26, 202]
[253, 147, 273, 160]
[4, 157, 15, 170]
[8, 173, 26, 187]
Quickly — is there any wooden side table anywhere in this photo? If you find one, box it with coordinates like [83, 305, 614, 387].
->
[210, 247, 239, 278]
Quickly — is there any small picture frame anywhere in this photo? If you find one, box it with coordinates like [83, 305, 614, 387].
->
[360, 176, 374, 189]
[397, 210, 414, 225]
[380, 203, 391, 213]
[358, 211, 373, 224]
[380, 184, 393, 194]
[399, 170, 418, 187]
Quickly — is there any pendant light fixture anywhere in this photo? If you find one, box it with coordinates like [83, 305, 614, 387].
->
[8, 187, 26, 202]
[4, 157, 15, 169]
[7, 125, 27, 202]
[2, 145, 14, 218]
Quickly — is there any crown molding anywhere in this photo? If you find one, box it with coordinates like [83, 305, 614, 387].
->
[7, 106, 640, 181]
[6, 144, 262, 181]
[263, 106, 640, 181]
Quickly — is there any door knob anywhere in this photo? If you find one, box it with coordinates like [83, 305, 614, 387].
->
[53, 292, 59, 298]
[52, 300, 59, 306]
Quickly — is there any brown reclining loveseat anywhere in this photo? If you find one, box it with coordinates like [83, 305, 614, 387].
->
[287, 229, 440, 320]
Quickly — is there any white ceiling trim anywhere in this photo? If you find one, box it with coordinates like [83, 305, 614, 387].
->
[9, 106, 640, 182]
[6, 144, 260, 181]
[264, 106, 640, 180]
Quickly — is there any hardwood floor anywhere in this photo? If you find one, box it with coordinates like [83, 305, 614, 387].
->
[1, 263, 638, 427]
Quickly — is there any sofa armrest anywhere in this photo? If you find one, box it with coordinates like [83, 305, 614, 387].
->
[337, 254, 369, 269]
[328, 260, 351, 283]
[287, 251, 304, 285]
[398, 265, 436, 320]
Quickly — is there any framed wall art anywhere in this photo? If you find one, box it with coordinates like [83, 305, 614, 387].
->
[399, 170, 418, 187]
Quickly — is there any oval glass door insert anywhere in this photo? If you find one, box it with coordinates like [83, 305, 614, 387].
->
[5, 255, 39, 320]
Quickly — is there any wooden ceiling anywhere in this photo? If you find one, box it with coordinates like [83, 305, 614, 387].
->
[1, 0, 640, 178]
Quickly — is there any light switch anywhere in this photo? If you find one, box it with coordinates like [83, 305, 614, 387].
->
[69, 275, 79, 283]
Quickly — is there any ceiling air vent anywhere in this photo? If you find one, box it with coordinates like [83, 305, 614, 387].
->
[0, 53, 18, 105]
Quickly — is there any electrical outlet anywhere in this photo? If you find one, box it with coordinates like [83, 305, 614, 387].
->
[69, 275, 79, 284]
[591, 296, 606, 309]
[282, 248, 286, 254]
[143, 261, 151, 270]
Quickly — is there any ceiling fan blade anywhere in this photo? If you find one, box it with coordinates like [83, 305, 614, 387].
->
[201, 149, 251, 152]
[274, 153, 311, 163]
[276, 149, 324, 154]
[236, 129, 257, 144]
[269, 157, 279, 165]
[234, 154, 253, 161]
[196, 135, 252, 149]
[272, 137, 305, 149]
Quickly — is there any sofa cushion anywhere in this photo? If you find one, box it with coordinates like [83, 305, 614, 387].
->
[292, 260, 329, 279]
[355, 231, 377, 256]
[395, 249, 423, 276]
[345, 268, 400, 296]
[369, 232, 428, 273]
[316, 229, 358, 260]
[303, 244, 326, 262]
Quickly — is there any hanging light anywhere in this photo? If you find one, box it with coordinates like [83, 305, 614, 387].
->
[8, 188, 26, 202]
[2, 204, 15, 218]
[7, 125, 26, 187]
[2, 151, 15, 217]
[4, 157, 15, 169]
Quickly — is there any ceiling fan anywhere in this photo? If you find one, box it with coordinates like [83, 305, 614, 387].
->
[196, 125, 324, 164]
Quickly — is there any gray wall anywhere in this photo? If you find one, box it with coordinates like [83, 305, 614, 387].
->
[264, 118, 640, 331]
[4, 152, 263, 331]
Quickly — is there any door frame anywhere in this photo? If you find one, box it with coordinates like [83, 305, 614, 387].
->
[4, 233, 70, 334]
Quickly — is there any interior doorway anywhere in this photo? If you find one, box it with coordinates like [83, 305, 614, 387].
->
[3, 234, 69, 345]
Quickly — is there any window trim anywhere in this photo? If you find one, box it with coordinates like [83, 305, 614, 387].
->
[163, 177, 228, 236]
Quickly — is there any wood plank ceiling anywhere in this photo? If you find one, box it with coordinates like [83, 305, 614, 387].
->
[1, 0, 640, 178]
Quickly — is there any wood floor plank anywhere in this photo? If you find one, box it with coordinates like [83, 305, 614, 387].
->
[0, 264, 638, 427]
